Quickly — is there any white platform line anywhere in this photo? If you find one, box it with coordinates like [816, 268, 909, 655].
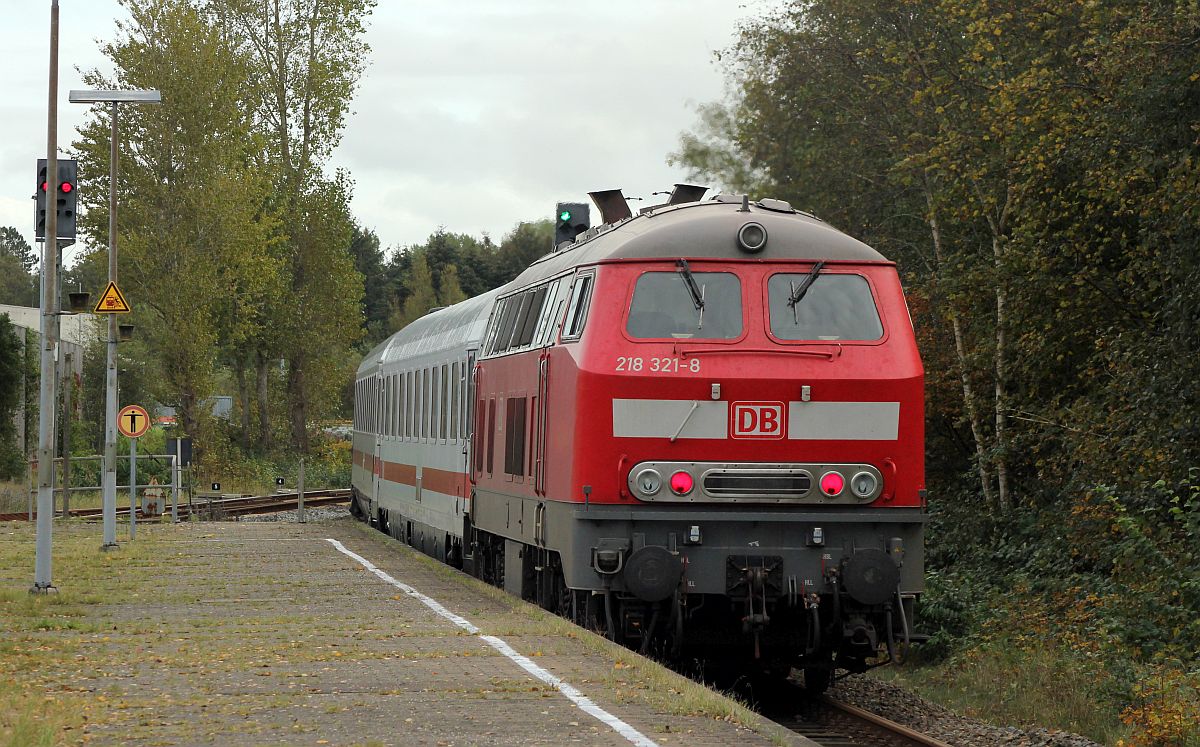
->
[325, 538, 660, 747]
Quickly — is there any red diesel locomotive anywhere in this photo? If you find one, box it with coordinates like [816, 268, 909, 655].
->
[351, 187, 925, 690]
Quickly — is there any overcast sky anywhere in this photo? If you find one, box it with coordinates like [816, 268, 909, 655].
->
[0, 1, 759, 262]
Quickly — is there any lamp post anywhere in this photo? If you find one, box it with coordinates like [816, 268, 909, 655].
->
[32, 0, 62, 593]
[68, 88, 160, 550]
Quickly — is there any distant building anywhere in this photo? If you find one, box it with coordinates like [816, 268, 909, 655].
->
[155, 396, 234, 425]
[1, 304, 93, 457]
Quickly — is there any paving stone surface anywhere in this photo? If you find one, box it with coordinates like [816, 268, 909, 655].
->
[6, 517, 814, 746]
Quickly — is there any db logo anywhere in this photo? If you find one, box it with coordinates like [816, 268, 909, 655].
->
[731, 402, 786, 440]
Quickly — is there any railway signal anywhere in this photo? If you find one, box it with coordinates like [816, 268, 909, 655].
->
[35, 158, 77, 241]
[554, 202, 589, 246]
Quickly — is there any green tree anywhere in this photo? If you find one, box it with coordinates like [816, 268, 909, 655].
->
[73, 0, 280, 451]
[0, 227, 38, 307]
[214, 0, 374, 451]
[349, 224, 389, 344]
[0, 314, 25, 479]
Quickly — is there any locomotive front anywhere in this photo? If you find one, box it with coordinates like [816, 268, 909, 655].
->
[554, 198, 925, 687]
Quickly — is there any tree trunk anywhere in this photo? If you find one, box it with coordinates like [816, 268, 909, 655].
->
[287, 359, 309, 454]
[984, 186, 1014, 514]
[927, 191, 996, 507]
[992, 236, 1012, 513]
[255, 351, 272, 453]
[235, 357, 250, 450]
[179, 390, 202, 466]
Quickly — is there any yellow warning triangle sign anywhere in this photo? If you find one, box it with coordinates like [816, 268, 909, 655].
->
[93, 281, 131, 314]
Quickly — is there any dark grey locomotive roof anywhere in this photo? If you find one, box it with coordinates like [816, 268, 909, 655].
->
[507, 198, 887, 290]
[358, 196, 888, 379]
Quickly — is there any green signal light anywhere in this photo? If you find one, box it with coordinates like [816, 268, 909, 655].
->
[559, 210, 572, 222]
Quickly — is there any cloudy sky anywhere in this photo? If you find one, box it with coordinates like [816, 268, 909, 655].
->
[0, 1, 760, 263]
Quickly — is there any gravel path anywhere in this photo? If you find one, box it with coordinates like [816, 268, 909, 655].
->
[832, 675, 1105, 747]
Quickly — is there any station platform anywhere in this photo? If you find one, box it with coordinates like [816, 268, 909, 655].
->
[1, 517, 814, 746]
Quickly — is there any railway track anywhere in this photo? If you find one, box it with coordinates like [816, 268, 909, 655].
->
[0, 489, 350, 522]
[766, 690, 954, 747]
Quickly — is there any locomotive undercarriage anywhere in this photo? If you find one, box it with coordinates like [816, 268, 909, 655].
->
[352, 488, 923, 692]
[462, 495, 925, 692]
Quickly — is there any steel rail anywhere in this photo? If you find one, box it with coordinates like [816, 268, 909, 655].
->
[1, 489, 350, 522]
[818, 694, 955, 747]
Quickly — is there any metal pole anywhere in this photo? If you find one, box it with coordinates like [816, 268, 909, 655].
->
[100, 100, 119, 551]
[170, 452, 179, 523]
[129, 437, 137, 539]
[61, 351, 72, 517]
[297, 458, 306, 523]
[32, 0, 61, 593]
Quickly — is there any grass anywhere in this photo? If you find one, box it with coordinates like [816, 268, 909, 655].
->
[0, 521, 164, 747]
[874, 642, 1137, 746]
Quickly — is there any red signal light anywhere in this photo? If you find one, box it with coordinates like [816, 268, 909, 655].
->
[41, 181, 49, 192]
[60, 182, 73, 193]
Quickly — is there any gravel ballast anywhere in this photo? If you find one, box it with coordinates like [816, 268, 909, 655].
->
[832, 674, 1105, 747]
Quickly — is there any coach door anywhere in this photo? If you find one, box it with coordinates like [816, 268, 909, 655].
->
[373, 372, 384, 507]
[462, 350, 477, 513]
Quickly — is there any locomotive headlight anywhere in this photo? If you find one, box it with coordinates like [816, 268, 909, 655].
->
[819, 471, 845, 497]
[851, 471, 878, 498]
[635, 468, 663, 496]
[669, 470, 694, 495]
[737, 221, 768, 253]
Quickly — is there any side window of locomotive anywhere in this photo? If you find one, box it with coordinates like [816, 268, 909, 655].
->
[486, 297, 521, 355]
[561, 272, 595, 341]
[767, 273, 883, 341]
[626, 271, 742, 339]
[533, 276, 571, 346]
[515, 286, 546, 348]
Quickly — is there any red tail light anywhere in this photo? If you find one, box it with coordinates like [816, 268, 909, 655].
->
[670, 471, 694, 495]
[820, 471, 845, 496]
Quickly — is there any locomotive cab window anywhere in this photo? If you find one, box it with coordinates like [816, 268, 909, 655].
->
[767, 272, 883, 341]
[627, 271, 742, 339]
[561, 272, 595, 341]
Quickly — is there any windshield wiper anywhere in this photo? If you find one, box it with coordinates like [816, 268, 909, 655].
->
[787, 260, 826, 323]
[676, 259, 706, 329]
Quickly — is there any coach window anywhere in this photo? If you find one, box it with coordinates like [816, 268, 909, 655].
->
[627, 271, 742, 339]
[431, 366, 439, 439]
[414, 369, 422, 440]
[427, 367, 435, 440]
[400, 371, 407, 439]
[439, 364, 449, 441]
[450, 361, 460, 440]
[767, 273, 883, 341]
[561, 272, 595, 341]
